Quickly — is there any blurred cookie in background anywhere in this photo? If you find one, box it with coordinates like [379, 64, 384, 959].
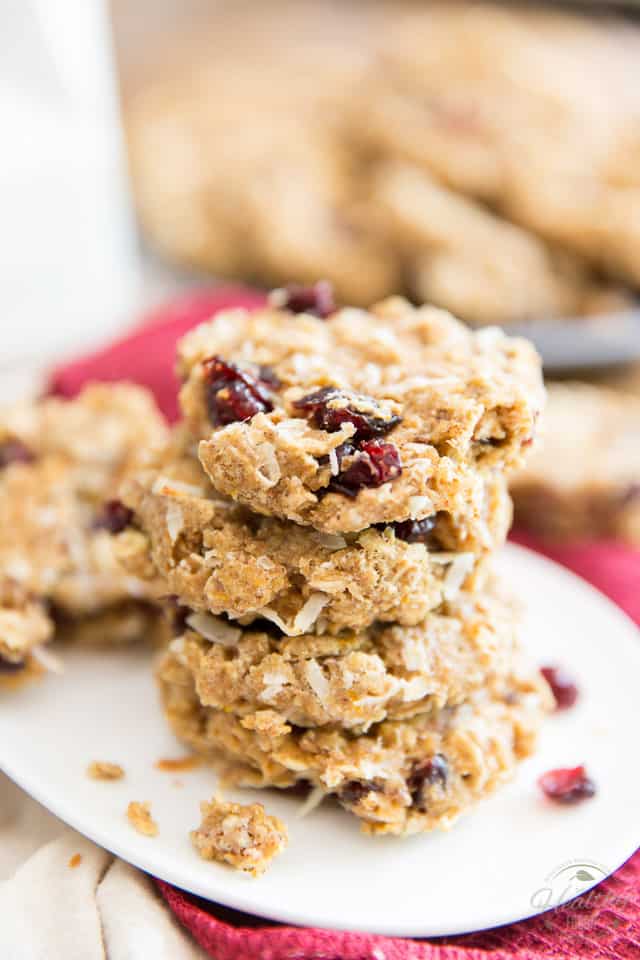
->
[373, 163, 629, 326]
[511, 383, 640, 544]
[119, 0, 639, 324]
[365, 0, 640, 289]
[119, 0, 399, 307]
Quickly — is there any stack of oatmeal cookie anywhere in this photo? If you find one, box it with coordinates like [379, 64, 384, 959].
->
[116, 287, 552, 836]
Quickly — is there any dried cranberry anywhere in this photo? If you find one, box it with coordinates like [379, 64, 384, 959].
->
[541, 665, 579, 710]
[538, 766, 596, 804]
[338, 779, 383, 807]
[203, 356, 273, 426]
[0, 439, 35, 469]
[391, 515, 438, 544]
[279, 281, 335, 318]
[407, 754, 448, 809]
[0, 655, 26, 673]
[94, 500, 133, 534]
[293, 386, 401, 441]
[282, 780, 314, 799]
[329, 440, 402, 497]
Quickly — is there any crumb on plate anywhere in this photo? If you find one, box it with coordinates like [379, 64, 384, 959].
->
[127, 801, 158, 837]
[68, 853, 82, 869]
[155, 754, 202, 772]
[87, 761, 125, 781]
[191, 798, 288, 877]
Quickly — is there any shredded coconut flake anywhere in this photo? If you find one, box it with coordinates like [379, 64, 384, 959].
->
[169, 635, 186, 656]
[255, 608, 292, 634]
[305, 659, 330, 707]
[166, 501, 184, 542]
[352, 692, 393, 709]
[257, 593, 329, 637]
[359, 759, 391, 780]
[402, 637, 429, 673]
[297, 785, 327, 818]
[328, 447, 339, 476]
[277, 417, 309, 435]
[442, 553, 475, 599]
[186, 612, 241, 646]
[255, 442, 281, 484]
[428, 552, 475, 598]
[393, 374, 460, 393]
[400, 676, 431, 702]
[314, 532, 347, 551]
[260, 670, 289, 701]
[152, 476, 205, 498]
[262, 670, 289, 688]
[408, 495, 434, 518]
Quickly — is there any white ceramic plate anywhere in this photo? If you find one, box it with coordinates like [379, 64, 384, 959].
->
[1, 544, 638, 937]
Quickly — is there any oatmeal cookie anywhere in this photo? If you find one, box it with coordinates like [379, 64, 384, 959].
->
[54, 600, 168, 649]
[191, 798, 288, 876]
[0, 384, 168, 670]
[124, 5, 399, 308]
[158, 650, 551, 836]
[0, 578, 52, 669]
[162, 583, 523, 731]
[178, 297, 542, 533]
[511, 383, 640, 544]
[375, 164, 620, 327]
[118, 448, 509, 635]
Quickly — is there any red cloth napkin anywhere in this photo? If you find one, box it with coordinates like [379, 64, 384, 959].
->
[49, 287, 266, 422]
[50, 288, 640, 960]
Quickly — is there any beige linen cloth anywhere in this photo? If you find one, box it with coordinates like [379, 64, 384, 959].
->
[0, 772, 206, 959]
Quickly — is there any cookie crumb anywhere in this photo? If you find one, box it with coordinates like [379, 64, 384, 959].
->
[87, 761, 125, 781]
[191, 798, 288, 877]
[68, 853, 82, 869]
[127, 801, 158, 837]
[155, 754, 202, 772]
